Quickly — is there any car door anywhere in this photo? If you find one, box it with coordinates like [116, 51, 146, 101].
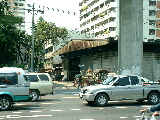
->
[111, 76, 131, 100]
[37, 74, 53, 94]
[127, 76, 143, 99]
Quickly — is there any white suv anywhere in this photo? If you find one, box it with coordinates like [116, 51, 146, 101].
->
[25, 73, 54, 101]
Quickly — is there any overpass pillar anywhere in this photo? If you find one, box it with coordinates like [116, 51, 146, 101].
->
[118, 0, 143, 76]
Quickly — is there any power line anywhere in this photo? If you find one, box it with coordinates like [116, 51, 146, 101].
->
[26, 4, 77, 15]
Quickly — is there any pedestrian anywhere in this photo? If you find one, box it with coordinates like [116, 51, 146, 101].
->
[140, 103, 160, 116]
[77, 74, 83, 89]
[73, 74, 78, 87]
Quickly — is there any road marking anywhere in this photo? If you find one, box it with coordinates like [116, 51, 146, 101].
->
[41, 103, 57, 104]
[120, 117, 128, 119]
[50, 110, 64, 111]
[6, 115, 20, 119]
[13, 112, 22, 113]
[20, 116, 37, 118]
[69, 109, 81, 110]
[14, 104, 28, 106]
[115, 107, 127, 108]
[30, 111, 42, 112]
[33, 115, 52, 117]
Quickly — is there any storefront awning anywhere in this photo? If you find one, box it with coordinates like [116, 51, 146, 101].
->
[53, 39, 109, 56]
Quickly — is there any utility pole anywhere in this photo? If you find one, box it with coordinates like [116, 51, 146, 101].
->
[24, 3, 44, 72]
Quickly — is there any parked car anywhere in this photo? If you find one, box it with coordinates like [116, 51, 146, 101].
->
[25, 73, 54, 101]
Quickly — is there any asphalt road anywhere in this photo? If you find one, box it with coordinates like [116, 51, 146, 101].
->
[0, 88, 159, 120]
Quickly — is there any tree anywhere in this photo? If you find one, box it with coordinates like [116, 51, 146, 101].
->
[33, 17, 68, 70]
[0, 0, 25, 67]
[35, 17, 68, 46]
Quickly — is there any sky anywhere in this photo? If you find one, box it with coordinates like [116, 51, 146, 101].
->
[25, 0, 80, 34]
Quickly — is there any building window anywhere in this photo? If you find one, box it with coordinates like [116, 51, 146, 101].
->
[109, 27, 116, 31]
[149, 1, 156, 6]
[149, 10, 156, 16]
[149, 29, 155, 35]
[149, 20, 155, 26]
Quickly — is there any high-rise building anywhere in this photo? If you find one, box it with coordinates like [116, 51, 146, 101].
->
[79, 0, 160, 42]
[79, 0, 119, 40]
[5, 0, 26, 30]
[143, 0, 160, 42]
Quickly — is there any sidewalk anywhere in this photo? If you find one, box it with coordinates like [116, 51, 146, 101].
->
[53, 81, 77, 89]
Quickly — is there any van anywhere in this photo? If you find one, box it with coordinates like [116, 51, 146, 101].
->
[0, 67, 30, 110]
[0, 67, 29, 86]
[25, 73, 54, 101]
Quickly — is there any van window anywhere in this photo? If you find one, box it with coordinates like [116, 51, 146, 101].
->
[38, 75, 49, 81]
[0, 73, 18, 85]
[25, 75, 39, 82]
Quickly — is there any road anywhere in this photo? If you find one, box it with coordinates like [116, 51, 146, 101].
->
[0, 88, 159, 120]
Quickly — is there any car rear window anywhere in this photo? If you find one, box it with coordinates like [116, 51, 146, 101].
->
[38, 75, 49, 81]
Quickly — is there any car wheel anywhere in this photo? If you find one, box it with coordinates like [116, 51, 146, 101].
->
[95, 94, 108, 107]
[30, 90, 39, 102]
[148, 92, 160, 105]
[0, 97, 12, 110]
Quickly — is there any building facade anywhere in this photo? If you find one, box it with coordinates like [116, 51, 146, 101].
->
[44, 30, 93, 72]
[143, 0, 160, 42]
[6, 0, 26, 30]
[79, 0, 118, 40]
[50, 0, 160, 81]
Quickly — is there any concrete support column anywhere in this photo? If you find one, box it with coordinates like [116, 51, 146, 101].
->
[118, 0, 143, 76]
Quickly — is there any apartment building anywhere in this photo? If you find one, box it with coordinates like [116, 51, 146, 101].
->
[143, 0, 160, 42]
[79, 0, 160, 42]
[6, 0, 26, 30]
[79, 0, 119, 40]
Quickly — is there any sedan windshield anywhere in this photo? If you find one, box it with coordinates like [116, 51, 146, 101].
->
[102, 76, 117, 85]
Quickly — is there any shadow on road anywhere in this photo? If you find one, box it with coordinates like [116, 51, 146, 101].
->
[9, 104, 42, 111]
[84, 100, 150, 107]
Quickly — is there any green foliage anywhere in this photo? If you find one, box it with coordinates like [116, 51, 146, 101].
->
[0, 0, 25, 67]
[0, 1, 68, 70]
[33, 17, 68, 70]
[35, 17, 68, 46]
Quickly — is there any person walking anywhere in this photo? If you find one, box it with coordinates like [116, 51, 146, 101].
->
[73, 74, 79, 87]
[77, 74, 83, 89]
